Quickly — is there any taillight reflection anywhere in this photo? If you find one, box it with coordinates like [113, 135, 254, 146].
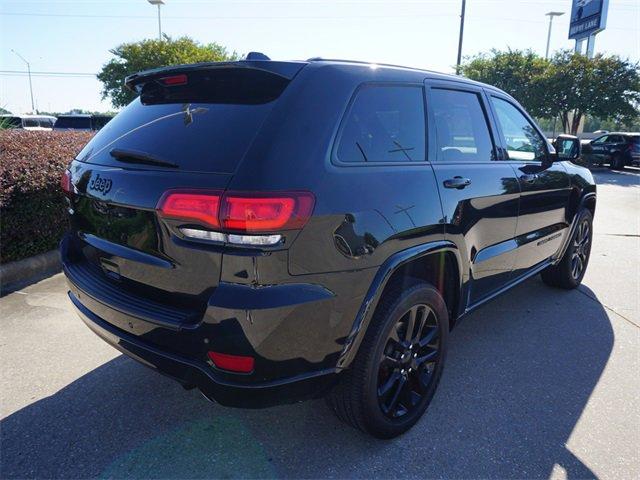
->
[61, 170, 72, 195]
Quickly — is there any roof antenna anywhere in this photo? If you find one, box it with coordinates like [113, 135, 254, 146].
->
[245, 52, 271, 61]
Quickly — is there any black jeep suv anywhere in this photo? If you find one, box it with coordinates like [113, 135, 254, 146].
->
[581, 132, 640, 169]
[61, 56, 596, 438]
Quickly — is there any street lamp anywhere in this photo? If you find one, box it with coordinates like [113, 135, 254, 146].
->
[147, 0, 165, 40]
[545, 11, 564, 59]
[11, 49, 35, 113]
[456, 0, 466, 75]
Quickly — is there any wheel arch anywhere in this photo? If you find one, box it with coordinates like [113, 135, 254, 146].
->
[336, 241, 463, 370]
[554, 191, 596, 264]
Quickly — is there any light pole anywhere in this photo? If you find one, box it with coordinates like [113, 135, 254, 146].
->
[11, 49, 35, 113]
[545, 11, 564, 59]
[456, 0, 466, 75]
[147, 0, 165, 40]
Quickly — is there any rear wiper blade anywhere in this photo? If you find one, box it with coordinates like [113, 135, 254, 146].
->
[110, 148, 178, 168]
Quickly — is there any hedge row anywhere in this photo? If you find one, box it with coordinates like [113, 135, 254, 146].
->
[0, 130, 94, 264]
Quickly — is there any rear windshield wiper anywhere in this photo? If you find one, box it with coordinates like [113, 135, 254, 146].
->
[110, 148, 178, 168]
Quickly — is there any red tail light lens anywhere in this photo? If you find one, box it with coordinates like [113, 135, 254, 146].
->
[158, 191, 222, 228]
[207, 351, 255, 373]
[157, 191, 315, 232]
[61, 169, 72, 195]
[221, 193, 314, 231]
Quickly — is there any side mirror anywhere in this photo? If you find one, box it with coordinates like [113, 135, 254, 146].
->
[553, 134, 581, 161]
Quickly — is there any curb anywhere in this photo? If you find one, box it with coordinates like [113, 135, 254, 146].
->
[0, 250, 62, 296]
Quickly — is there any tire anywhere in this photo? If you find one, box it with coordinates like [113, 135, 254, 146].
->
[541, 209, 593, 289]
[326, 278, 449, 438]
[609, 153, 625, 170]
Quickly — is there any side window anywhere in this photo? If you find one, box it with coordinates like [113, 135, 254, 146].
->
[491, 97, 547, 161]
[609, 135, 623, 144]
[23, 118, 39, 128]
[336, 85, 425, 163]
[430, 88, 494, 162]
[592, 135, 608, 144]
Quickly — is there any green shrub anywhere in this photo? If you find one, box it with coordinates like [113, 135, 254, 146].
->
[0, 130, 94, 263]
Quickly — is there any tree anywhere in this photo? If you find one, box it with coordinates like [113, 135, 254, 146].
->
[461, 50, 640, 135]
[544, 52, 640, 134]
[460, 49, 551, 118]
[97, 36, 238, 108]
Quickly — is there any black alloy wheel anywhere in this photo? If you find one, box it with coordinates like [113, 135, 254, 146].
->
[571, 218, 591, 280]
[377, 304, 440, 419]
[541, 208, 593, 289]
[326, 279, 449, 438]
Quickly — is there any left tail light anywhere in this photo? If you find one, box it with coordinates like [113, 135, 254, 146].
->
[157, 190, 315, 233]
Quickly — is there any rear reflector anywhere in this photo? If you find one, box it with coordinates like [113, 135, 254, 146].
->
[207, 351, 255, 373]
[61, 169, 72, 195]
[158, 190, 314, 233]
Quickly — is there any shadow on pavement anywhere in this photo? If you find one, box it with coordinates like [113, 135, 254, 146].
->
[590, 166, 640, 187]
[1, 278, 613, 479]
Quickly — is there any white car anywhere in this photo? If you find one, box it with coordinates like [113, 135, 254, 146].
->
[1, 114, 57, 130]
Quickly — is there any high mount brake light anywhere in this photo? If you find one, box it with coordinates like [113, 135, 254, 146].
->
[159, 74, 188, 86]
[157, 191, 315, 233]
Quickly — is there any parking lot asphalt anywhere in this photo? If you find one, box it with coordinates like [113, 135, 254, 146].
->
[1, 168, 638, 480]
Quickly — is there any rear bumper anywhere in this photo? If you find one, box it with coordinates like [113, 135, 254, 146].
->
[67, 289, 338, 408]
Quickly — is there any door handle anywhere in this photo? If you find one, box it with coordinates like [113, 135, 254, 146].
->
[520, 174, 539, 183]
[443, 176, 471, 189]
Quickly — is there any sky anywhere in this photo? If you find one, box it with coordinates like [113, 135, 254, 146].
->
[1, 0, 639, 114]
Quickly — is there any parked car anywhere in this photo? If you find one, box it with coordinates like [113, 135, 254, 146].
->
[54, 114, 113, 131]
[581, 132, 640, 169]
[0, 114, 56, 130]
[61, 56, 596, 438]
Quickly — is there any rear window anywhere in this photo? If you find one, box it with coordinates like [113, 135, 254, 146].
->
[76, 68, 290, 173]
[56, 117, 91, 129]
[335, 85, 426, 163]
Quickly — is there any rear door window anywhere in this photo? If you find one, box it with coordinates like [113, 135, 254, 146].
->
[430, 88, 494, 162]
[335, 85, 426, 163]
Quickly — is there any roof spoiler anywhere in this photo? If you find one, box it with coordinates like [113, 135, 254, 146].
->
[125, 59, 307, 93]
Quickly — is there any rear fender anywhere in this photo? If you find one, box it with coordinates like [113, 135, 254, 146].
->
[336, 241, 462, 369]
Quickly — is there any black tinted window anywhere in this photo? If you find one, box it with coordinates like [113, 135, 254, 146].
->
[491, 97, 546, 161]
[76, 69, 291, 173]
[336, 85, 425, 163]
[23, 118, 39, 127]
[55, 117, 91, 129]
[431, 89, 494, 162]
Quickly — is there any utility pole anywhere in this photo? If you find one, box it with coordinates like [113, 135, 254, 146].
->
[456, 0, 466, 75]
[147, 0, 165, 40]
[11, 49, 35, 113]
[545, 11, 564, 59]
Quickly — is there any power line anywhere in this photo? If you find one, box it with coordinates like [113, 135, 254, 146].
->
[0, 11, 458, 20]
[1, 11, 637, 30]
[0, 70, 97, 77]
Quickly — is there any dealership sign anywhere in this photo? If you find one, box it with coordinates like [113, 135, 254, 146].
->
[569, 0, 609, 39]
